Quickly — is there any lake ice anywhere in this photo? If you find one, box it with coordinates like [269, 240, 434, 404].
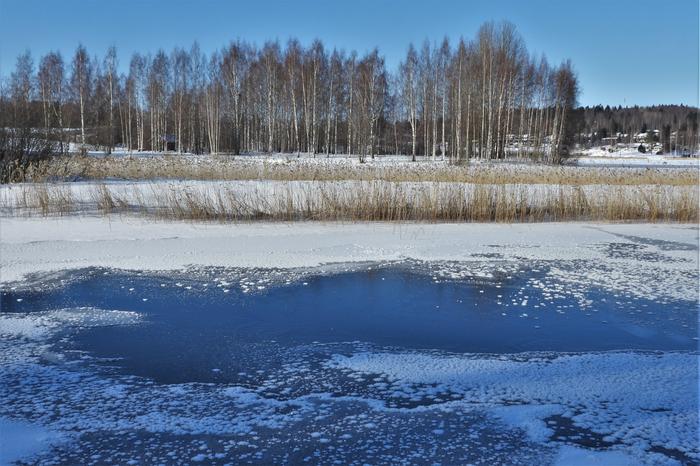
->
[1, 254, 697, 465]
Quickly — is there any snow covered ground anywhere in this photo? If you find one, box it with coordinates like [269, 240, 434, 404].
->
[574, 155, 698, 167]
[60, 144, 700, 168]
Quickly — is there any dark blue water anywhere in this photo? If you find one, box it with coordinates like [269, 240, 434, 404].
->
[2, 264, 695, 384]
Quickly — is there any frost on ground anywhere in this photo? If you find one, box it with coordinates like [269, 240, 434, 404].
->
[0, 220, 698, 465]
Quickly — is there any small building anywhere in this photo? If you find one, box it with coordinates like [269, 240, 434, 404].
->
[634, 130, 659, 143]
[162, 135, 176, 151]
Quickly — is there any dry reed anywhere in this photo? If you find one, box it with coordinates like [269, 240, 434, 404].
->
[15, 154, 699, 187]
[2, 181, 697, 223]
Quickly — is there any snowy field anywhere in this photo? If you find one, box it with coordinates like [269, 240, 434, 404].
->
[1, 218, 698, 465]
[573, 155, 698, 168]
[139, 150, 698, 168]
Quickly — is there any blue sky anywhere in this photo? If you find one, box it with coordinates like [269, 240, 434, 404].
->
[0, 0, 697, 107]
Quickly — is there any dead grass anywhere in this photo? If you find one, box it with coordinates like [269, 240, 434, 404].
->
[16, 154, 699, 186]
[5, 184, 74, 216]
[3, 181, 697, 223]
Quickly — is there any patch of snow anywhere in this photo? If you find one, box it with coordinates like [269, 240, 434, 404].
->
[491, 405, 560, 443]
[0, 308, 141, 341]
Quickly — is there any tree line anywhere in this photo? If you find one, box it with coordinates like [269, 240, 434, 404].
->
[570, 105, 698, 154]
[2, 21, 580, 163]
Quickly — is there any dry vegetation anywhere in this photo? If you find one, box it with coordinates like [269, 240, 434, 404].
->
[4, 155, 697, 223]
[3, 180, 697, 223]
[14, 154, 700, 186]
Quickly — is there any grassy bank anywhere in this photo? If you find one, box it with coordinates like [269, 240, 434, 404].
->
[14, 154, 699, 186]
[3, 180, 697, 223]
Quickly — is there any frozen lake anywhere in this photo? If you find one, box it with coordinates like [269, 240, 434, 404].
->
[1, 257, 698, 465]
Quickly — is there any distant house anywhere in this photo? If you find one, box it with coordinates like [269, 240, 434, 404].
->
[634, 130, 659, 143]
[162, 135, 176, 151]
[434, 142, 448, 155]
